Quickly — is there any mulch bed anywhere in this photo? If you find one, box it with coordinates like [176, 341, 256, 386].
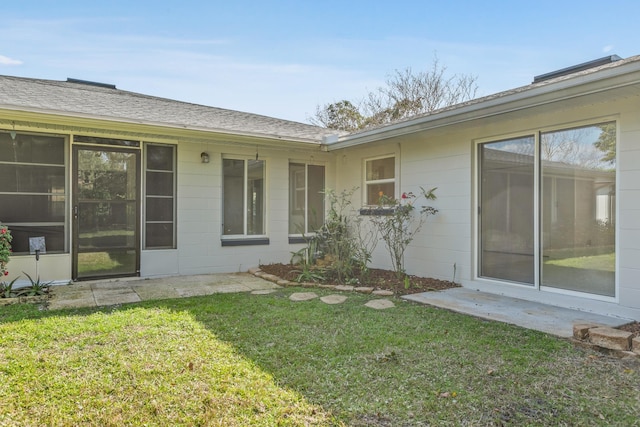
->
[618, 321, 640, 338]
[259, 263, 459, 296]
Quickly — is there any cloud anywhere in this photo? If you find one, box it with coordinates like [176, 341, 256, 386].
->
[0, 55, 23, 66]
[602, 45, 614, 53]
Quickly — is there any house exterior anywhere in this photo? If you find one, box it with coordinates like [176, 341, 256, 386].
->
[2, 55, 640, 319]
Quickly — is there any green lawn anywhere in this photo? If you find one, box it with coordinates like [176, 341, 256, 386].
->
[545, 252, 615, 272]
[1, 289, 639, 426]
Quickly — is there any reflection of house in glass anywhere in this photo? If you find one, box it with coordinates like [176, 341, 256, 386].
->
[479, 124, 615, 297]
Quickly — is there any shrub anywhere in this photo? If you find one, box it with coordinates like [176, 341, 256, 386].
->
[370, 187, 437, 279]
[0, 223, 12, 278]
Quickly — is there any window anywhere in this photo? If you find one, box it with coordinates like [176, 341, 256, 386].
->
[478, 122, 616, 297]
[365, 156, 395, 205]
[0, 131, 67, 253]
[144, 143, 176, 249]
[223, 158, 265, 237]
[289, 163, 325, 235]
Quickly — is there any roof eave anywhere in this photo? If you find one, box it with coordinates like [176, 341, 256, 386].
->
[325, 58, 640, 150]
[0, 104, 325, 146]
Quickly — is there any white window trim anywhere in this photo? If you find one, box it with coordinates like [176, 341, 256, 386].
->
[221, 155, 268, 240]
[288, 161, 326, 237]
[363, 154, 397, 206]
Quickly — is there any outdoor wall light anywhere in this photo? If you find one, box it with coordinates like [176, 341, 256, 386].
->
[200, 152, 210, 163]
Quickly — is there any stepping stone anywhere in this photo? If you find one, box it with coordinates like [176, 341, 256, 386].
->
[365, 299, 395, 310]
[289, 292, 318, 302]
[251, 289, 277, 295]
[372, 290, 394, 296]
[320, 294, 347, 304]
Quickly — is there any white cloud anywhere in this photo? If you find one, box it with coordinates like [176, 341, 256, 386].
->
[602, 45, 614, 53]
[0, 55, 23, 66]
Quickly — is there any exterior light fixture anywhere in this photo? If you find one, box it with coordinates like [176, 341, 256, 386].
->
[201, 152, 210, 163]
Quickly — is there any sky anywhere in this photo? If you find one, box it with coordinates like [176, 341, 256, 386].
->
[2, 1, 640, 123]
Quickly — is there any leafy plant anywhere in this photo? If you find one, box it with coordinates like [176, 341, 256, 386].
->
[0, 277, 19, 298]
[18, 272, 52, 296]
[312, 188, 378, 283]
[290, 235, 326, 283]
[0, 223, 12, 278]
[370, 187, 438, 279]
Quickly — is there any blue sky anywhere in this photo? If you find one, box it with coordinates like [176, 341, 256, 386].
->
[2, 1, 639, 123]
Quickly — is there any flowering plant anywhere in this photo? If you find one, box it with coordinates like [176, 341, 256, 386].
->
[370, 187, 437, 280]
[0, 223, 13, 277]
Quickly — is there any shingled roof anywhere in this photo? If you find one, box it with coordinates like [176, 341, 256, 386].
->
[0, 75, 338, 143]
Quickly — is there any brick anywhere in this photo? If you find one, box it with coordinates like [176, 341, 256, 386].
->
[633, 337, 640, 355]
[589, 327, 633, 351]
[572, 323, 602, 340]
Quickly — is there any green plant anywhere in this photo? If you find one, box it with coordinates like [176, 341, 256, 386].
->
[0, 277, 19, 298]
[0, 223, 12, 278]
[19, 272, 52, 296]
[290, 236, 326, 283]
[314, 188, 375, 283]
[370, 187, 438, 279]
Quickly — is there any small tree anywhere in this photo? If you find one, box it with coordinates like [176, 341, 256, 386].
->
[370, 188, 437, 279]
[0, 223, 13, 278]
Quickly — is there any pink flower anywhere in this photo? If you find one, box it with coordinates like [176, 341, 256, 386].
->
[4, 271, 8, 276]
[1, 228, 5, 234]
[401, 192, 408, 199]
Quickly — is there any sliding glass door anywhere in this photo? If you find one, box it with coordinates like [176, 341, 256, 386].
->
[478, 123, 616, 297]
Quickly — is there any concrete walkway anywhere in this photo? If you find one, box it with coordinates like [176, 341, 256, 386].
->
[48, 273, 630, 339]
[404, 287, 630, 338]
[48, 273, 279, 310]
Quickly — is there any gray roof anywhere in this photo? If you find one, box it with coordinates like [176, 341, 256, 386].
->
[0, 75, 338, 143]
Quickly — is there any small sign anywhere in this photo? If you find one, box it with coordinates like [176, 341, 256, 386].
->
[29, 236, 46, 255]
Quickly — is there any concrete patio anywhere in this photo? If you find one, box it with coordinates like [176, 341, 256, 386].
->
[47, 273, 280, 310]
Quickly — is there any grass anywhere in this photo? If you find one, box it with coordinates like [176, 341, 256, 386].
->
[545, 252, 615, 272]
[2, 289, 640, 426]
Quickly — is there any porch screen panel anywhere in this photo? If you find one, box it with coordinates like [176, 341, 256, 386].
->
[0, 132, 66, 253]
[541, 123, 615, 296]
[479, 136, 535, 284]
[144, 144, 176, 249]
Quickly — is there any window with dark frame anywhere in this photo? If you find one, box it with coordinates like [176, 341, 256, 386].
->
[144, 143, 176, 249]
[0, 131, 67, 254]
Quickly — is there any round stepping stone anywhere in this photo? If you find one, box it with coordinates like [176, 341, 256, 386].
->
[320, 294, 347, 304]
[289, 292, 318, 302]
[365, 299, 395, 310]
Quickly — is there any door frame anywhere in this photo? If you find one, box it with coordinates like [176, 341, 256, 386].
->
[72, 144, 141, 280]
